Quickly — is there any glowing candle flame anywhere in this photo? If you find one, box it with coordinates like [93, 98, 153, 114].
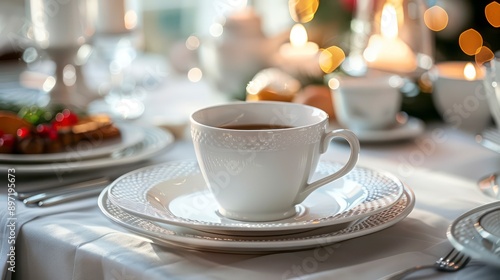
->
[464, 63, 476, 81]
[124, 10, 138, 30]
[279, 22, 318, 58]
[290, 23, 308, 48]
[362, 0, 417, 73]
[380, 3, 398, 39]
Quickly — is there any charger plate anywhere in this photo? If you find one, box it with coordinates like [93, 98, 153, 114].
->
[99, 186, 415, 253]
[475, 208, 500, 245]
[107, 160, 405, 235]
[447, 201, 500, 267]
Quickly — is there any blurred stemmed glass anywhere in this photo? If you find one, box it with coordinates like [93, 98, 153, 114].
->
[477, 53, 500, 199]
[483, 55, 500, 128]
[91, 0, 144, 120]
[27, 0, 97, 109]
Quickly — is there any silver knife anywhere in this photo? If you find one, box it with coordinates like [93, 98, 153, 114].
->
[37, 187, 105, 207]
[22, 177, 111, 205]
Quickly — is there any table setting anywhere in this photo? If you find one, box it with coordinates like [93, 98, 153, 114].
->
[1, 0, 500, 279]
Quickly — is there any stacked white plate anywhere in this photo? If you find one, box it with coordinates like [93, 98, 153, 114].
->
[0, 123, 174, 174]
[98, 159, 415, 253]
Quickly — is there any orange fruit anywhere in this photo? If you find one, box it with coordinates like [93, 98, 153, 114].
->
[0, 111, 33, 135]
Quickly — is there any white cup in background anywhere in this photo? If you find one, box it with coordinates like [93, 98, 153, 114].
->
[331, 74, 404, 131]
[431, 61, 491, 132]
[190, 101, 360, 222]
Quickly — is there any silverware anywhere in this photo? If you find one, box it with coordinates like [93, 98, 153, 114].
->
[16, 176, 110, 200]
[37, 187, 105, 207]
[21, 177, 111, 206]
[382, 248, 470, 280]
[478, 173, 500, 200]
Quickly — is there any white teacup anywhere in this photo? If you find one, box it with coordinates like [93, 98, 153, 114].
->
[431, 61, 491, 132]
[331, 74, 404, 131]
[190, 101, 360, 222]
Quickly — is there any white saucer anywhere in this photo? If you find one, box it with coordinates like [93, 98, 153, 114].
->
[0, 125, 174, 174]
[99, 186, 415, 253]
[331, 117, 425, 143]
[0, 123, 144, 163]
[447, 201, 500, 267]
[107, 160, 405, 235]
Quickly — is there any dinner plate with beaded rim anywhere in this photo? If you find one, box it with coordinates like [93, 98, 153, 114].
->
[0, 123, 145, 163]
[0, 125, 174, 174]
[107, 160, 405, 235]
[99, 185, 415, 253]
[447, 201, 500, 268]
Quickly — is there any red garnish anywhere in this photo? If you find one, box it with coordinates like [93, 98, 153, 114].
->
[62, 109, 71, 117]
[0, 134, 15, 147]
[16, 127, 31, 138]
[52, 109, 79, 128]
[36, 124, 58, 140]
[55, 112, 65, 122]
[48, 127, 58, 141]
[66, 112, 79, 125]
[36, 124, 51, 136]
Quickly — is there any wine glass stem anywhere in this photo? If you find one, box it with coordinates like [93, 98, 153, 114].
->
[46, 48, 77, 107]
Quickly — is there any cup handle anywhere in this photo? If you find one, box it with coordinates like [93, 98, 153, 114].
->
[295, 129, 360, 203]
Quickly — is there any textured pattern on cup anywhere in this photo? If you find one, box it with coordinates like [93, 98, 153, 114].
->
[191, 123, 324, 151]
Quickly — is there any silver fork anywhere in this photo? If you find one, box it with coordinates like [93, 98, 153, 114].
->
[382, 248, 471, 280]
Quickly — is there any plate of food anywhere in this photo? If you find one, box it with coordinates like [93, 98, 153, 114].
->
[0, 107, 144, 162]
[0, 124, 174, 174]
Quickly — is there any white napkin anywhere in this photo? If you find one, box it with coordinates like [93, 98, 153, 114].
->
[0, 192, 97, 280]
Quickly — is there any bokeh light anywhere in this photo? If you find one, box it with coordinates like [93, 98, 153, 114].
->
[319, 46, 345, 74]
[424, 6, 448, 31]
[185, 35, 200, 51]
[22, 47, 38, 64]
[459, 29, 483, 56]
[327, 77, 340, 90]
[43, 77, 56, 92]
[209, 23, 223, 37]
[475, 46, 495, 65]
[288, 0, 319, 23]
[187, 67, 203, 82]
[63, 64, 76, 86]
[485, 1, 500, 28]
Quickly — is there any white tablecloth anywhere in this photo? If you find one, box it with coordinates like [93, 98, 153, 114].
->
[1, 59, 499, 279]
[2, 122, 500, 280]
